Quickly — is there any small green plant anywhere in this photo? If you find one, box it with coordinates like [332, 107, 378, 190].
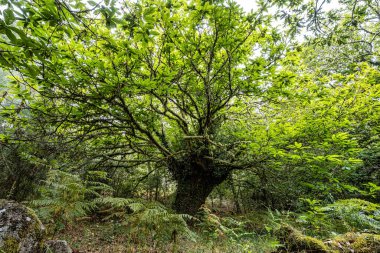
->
[265, 209, 296, 234]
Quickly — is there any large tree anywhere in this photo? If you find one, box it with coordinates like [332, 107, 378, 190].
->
[0, 0, 289, 214]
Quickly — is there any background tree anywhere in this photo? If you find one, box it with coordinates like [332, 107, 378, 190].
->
[0, 69, 50, 200]
[219, 51, 380, 210]
[273, 0, 380, 72]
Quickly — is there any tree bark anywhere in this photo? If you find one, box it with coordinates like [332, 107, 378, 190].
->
[229, 175, 242, 213]
[169, 157, 230, 215]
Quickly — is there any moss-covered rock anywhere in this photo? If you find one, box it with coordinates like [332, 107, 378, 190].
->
[328, 232, 380, 253]
[275, 224, 329, 253]
[0, 199, 46, 253]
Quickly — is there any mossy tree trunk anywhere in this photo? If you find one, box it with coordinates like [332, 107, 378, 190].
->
[169, 157, 230, 215]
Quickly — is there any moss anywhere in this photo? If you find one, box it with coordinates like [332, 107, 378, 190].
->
[329, 232, 380, 253]
[352, 233, 380, 252]
[1, 237, 20, 253]
[275, 224, 329, 253]
[25, 207, 46, 253]
[26, 207, 46, 238]
[299, 236, 329, 252]
[0, 200, 46, 253]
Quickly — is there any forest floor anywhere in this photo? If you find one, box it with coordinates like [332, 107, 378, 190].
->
[54, 222, 132, 253]
[51, 217, 278, 253]
[53, 221, 241, 253]
[51, 217, 380, 253]
[48, 201, 380, 253]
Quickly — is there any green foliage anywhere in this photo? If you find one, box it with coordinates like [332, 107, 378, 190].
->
[196, 207, 280, 252]
[30, 170, 108, 231]
[0, 0, 380, 251]
[0, 142, 48, 201]
[235, 60, 379, 211]
[0, 0, 286, 214]
[31, 169, 195, 248]
[274, 224, 329, 253]
[265, 209, 294, 233]
[329, 232, 380, 253]
[94, 197, 195, 247]
[272, 0, 380, 72]
[364, 183, 380, 199]
[1, 68, 48, 200]
[1, 0, 379, 216]
[297, 199, 380, 237]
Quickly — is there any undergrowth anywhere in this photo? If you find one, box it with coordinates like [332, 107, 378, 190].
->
[28, 170, 380, 252]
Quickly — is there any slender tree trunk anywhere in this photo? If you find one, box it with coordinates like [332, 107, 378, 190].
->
[229, 175, 241, 213]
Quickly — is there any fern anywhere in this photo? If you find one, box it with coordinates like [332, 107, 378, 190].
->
[30, 170, 110, 231]
[320, 199, 380, 232]
[95, 197, 196, 244]
[93, 196, 136, 208]
[298, 198, 380, 237]
[198, 207, 251, 242]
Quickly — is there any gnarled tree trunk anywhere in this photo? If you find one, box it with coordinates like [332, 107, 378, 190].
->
[169, 157, 230, 215]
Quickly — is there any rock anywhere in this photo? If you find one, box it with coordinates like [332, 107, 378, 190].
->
[44, 240, 72, 253]
[275, 224, 329, 253]
[0, 199, 45, 253]
[329, 232, 380, 253]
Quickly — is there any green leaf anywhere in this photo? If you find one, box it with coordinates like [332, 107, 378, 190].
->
[5, 28, 17, 43]
[8, 26, 27, 41]
[88, 1, 97, 6]
[0, 56, 12, 67]
[4, 8, 15, 25]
